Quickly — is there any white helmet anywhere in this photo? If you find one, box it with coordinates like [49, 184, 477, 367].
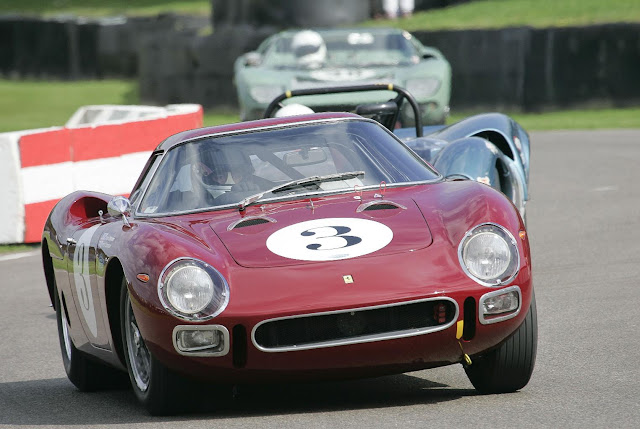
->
[291, 30, 326, 69]
[275, 103, 315, 118]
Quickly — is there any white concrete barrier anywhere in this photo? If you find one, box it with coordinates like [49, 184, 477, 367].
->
[0, 104, 203, 244]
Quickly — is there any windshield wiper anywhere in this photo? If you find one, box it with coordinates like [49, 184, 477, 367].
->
[271, 171, 365, 193]
[237, 171, 365, 211]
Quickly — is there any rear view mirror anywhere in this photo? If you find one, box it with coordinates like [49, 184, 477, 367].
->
[283, 148, 327, 167]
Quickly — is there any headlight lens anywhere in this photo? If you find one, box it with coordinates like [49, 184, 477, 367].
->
[406, 78, 441, 98]
[159, 258, 229, 321]
[458, 223, 520, 286]
[249, 85, 283, 103]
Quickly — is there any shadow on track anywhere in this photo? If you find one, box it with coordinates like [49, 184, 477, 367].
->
[0, 372, 476, 424]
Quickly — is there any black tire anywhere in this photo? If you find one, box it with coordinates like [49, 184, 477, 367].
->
[54, 280, 127, 391]
[119, 278, 188, 415]
[465, 292, 538, 394]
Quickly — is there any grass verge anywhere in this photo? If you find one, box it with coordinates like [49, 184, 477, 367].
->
[0, 0, 209, 17]
[0, 244, 39, 254]
[2, 0, 639, 29]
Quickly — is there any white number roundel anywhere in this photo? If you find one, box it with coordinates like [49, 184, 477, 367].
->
[266, 218, 393, 261]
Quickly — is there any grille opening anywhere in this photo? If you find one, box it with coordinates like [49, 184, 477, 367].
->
[254, 299, 456, 350]
[232, 324, 248, 368]
[463, 297, 476, 341]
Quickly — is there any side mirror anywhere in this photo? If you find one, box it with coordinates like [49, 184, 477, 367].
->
[107, 196, 132, 227]
[244, 52, 262, 67]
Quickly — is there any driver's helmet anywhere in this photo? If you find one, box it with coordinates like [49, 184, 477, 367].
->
[191, 147, 232, 197]
[275, 103, 315, 117]
[291, 30, 326, 69]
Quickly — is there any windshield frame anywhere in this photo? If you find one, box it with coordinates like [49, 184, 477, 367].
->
[131, 117, 442, 218]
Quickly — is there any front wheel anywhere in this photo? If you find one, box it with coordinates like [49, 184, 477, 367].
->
[465, 292, 538, 393]
[120, 278, 188, 415]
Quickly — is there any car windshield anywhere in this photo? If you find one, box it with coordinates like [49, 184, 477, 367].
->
[263, 31, 418, 69]
[137, 119, 439, 215]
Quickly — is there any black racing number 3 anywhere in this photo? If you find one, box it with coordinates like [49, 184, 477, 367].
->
[301, 226, 362, 251]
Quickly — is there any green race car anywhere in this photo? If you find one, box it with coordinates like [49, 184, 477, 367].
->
[234, 28, 451, 125]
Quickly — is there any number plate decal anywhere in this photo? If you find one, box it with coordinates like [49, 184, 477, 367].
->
[72, 224, 100, 337]
[266, 218, 393, 261]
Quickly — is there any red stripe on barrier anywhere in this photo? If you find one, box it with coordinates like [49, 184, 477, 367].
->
[24, 200, 58, 243]
[70, 110, 203, 162]
[19, 129, 71, 168]
[19, 107, 204, 243]
[71, 120, 158, 162]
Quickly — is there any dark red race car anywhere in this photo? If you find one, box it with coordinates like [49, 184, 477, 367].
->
[41, 112, 536, 415]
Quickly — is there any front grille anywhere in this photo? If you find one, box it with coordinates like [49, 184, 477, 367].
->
[253, 298, 457, 352]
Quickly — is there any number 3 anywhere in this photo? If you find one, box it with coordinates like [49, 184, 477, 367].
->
[301, 226, 362, 250]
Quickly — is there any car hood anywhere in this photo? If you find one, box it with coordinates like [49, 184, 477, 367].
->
[209, 193, 432, 268]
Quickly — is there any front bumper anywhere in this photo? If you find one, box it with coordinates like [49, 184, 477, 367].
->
[133, 280, 532, 383]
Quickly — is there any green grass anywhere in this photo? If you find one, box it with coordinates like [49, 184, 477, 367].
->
[1, 0, 639, 29]
[448, 106, 640, 131]
[0, 79, 138, 132]
[0, 0, 210, 17]
[366, 0, 640, 31]
[0, 244, 39, 254]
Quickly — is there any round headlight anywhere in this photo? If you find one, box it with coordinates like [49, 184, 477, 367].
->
[249, 85, 283, 103]
[406, 77, 441, 98]
[159, 259, 229, 321]
[166, 265, 213, 314]
[459, 223, 519, 286]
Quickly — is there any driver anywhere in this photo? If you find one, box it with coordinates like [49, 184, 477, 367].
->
[291, 30, 326, 69]
[192, 149, 272, 197]
[191, 156, 233, 199]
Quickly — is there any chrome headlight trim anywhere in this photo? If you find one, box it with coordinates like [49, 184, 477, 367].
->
[478, 285, 522, 325]
[458, 223, 520, 287]
[158, 257, 230, 321]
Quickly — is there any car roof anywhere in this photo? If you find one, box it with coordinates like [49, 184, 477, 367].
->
[155, 112, 363, 151]
[277, 27, 406, 37]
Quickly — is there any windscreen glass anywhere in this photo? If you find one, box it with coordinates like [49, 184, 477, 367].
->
[263, 31, 418, 69]
[137, 119, 439, 215]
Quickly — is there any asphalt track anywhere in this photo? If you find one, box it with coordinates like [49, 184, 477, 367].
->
[1, 129, 639, 428]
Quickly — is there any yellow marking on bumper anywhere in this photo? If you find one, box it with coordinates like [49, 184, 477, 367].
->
[456, 320, 464, 339]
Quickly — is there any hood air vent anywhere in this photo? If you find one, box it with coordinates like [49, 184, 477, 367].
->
[356, 200, 407, 213]
[228, 216, 276, 231]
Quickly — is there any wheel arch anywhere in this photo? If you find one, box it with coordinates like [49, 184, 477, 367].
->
[105, 257, 126, 366]
[41, 238, 57, 309]
[433, 136, 501, 188]
[472, 130, 514, 161]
